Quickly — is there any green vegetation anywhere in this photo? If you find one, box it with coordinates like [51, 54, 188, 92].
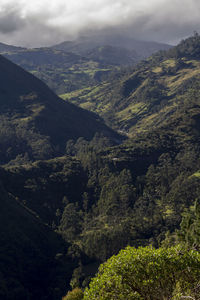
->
[1, 47, 117, 96]
[0, 54, 120, 164]
[0, 180, 75, 300]
[1, 34, 200, 299]
[60, 34, 200, 138]
[84, 246, 200, 300]
[82, 195, 200, 300]
[63, 288, 84, 300]
[0, 36, 171, 98]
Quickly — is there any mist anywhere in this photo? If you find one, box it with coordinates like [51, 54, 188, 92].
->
[0, 0, 200, 47]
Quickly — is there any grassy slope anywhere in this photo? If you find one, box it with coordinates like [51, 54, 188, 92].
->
[1, 48, 117, 95]
[1, 38, 171, 97]
[62, 36, 200, 138]
[0, 54, 122, 164]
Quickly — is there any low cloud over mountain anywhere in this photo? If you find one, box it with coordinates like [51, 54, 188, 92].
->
[0, 0, 200, 46]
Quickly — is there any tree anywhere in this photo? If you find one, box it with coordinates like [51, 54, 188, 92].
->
[177, 198, 200, 250]
[63, 288, 83, 300]
[84, 246, 200, 300]
[59, 203, 82, 242]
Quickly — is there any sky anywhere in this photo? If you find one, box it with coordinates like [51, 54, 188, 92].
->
[0, 0, 200, 47]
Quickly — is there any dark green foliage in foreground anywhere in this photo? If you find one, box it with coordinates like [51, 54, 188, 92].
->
[82, 195, 200, 300]
[178, 199, 200, 250]
[84, 246, 200, 300]
[63, 287, 84, 300]
[164, 198, 200, 251]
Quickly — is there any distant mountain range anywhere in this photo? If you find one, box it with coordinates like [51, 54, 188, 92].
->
[0, 36, 172, 97]
[52, 33, 171, 59]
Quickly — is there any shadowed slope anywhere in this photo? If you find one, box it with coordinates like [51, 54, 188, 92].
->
[0, 54, 121, 164]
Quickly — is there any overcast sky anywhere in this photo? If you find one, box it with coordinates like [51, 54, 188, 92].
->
[0, 0, 200, 47]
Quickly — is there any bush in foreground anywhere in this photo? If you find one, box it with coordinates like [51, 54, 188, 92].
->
[63, 287, 84, 300]
[84, 246, 200, 300]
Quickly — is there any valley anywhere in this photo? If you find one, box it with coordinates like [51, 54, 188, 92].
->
[0, 34, 200, 299]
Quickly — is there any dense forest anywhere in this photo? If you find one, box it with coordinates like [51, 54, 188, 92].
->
[0, 34, 200, 299]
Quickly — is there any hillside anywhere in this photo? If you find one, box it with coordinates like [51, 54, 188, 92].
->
[0, 175, 76, 299]
[1, 47, 115, 95]
[0, 42, 25, 53]
[0, 36, 171, 98]
[0, 54, 122, 299]
[52, 33, 171, 59]
[1, 34, 200, 299]
[2, 87, 200, 294]
[0, 54, 121, 164]
[82, 45, 139, 66]
[63, 34, 200, 137]
[50, 35, 200, 268]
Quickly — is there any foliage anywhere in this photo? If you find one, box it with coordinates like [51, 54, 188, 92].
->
[2, 47, 117, 95]
[173, 198, 200, 250]
[63, 288, 84, 300]
[0, 54, 120, 164]
[0, 181, 76, 300]
[59, 203, 83, 242]
[84, 246, 200, 300]
[166, 32, 200, 59]
[60, 34, 200, 138]
[1, 34, 200, 299]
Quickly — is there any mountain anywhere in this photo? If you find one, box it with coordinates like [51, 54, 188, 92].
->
[0, 53, 122, 299]
[0, 42, 25, 53]
[83, 45, 139, 66]
[52, 33, 172, 59]
[51, 35, 200, 266]
[3, 47, 86, 69]
[2, 34, 200, 299]
[0, 54, 121, 164]
[63, 34, 200, 136]
[1, 46, 116, 95]
[0, 35, 171, 99]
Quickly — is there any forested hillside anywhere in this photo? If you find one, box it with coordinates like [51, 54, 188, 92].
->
[0, 36, 171, 97]
[0, 180, 76, 299]
[63, 34, 200, 136]
[1, 34, 200, 299]
[0, 54, 121, 165]
[2, 47, 115, 95]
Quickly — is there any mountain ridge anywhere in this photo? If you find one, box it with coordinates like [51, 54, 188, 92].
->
[52, 34, 172, 59]
[0, 53, 121, 164]
[62, 34, 200, 138]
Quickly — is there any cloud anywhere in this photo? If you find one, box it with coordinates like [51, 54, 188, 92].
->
[0, 3, 25, 34]
[0, 0, 200, 46]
